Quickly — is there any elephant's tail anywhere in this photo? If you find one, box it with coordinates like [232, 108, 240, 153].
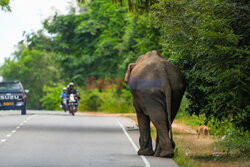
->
[164, 79, 175, 148]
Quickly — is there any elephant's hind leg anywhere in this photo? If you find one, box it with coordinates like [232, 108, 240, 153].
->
[136, 112, 154, 156]
[148, 107, 174, 158]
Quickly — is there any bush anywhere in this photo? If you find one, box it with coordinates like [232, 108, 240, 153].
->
[99, 89, 134, 113]
[40, 83, 65, 110]
[215, 129, 250, 156]
[78, 88, 134, 113]
[175, 96, 206, 128]
[78, 89, 102, 111]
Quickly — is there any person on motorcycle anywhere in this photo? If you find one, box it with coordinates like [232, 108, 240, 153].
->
[60, 87, 67, 108]
[66, 82, 80, 112]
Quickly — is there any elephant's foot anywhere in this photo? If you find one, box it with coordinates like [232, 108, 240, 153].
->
[154, 149, 174, 158]
[138, 148, 154, 156]
[154, 144, 174, 158]
[159, 150, 174, 158]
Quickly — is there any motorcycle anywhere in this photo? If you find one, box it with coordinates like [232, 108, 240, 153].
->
[62, 98, 67, 112]
[67, 93, 78, 116]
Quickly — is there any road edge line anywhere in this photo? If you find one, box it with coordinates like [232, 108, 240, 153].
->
[116, 119, 151, 167]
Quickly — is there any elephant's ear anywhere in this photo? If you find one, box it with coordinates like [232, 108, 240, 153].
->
[124, 63, 136, 84]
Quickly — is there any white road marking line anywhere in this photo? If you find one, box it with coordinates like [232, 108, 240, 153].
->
[6, 134, 11, 138]
[20, 123, 24, 126]
[116, 119, 151, 167]
[16, 126, 20, 129]
[1, 139, 6, 142]
[12, 130, 16, 133]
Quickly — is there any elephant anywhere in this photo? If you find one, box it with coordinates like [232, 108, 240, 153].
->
[124, 50, 186, 158]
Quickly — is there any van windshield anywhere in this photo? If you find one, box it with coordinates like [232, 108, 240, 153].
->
[0, 83, 21, 92]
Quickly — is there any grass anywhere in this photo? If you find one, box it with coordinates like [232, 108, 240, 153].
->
[173, 111, 250, 167]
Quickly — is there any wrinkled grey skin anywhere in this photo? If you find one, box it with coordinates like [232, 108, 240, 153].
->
[125, 51, 186, 158]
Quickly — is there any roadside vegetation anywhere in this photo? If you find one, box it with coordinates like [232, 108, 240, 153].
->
[172, 99, 250, 167]
[0, 0, 249, 166]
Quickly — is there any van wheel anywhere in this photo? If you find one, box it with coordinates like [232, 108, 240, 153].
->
[21, 107, 26, 115]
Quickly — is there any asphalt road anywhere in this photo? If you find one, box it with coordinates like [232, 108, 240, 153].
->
[0, 110, 178, 167]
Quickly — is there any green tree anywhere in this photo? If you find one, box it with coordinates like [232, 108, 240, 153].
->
[0, 0, 10, 11]
[0, 44, 60, 109]
[43, 0, 161, 82]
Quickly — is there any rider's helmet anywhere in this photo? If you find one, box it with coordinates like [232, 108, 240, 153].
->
[69, 82, 74, 90]
[63, 87, 67, 91]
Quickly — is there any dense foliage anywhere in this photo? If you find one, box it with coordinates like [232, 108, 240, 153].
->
[41, 0, 161, 81]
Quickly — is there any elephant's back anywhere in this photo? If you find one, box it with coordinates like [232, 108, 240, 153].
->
[129, 51, 186, 93]
[128, 54, 166, 102]
[130, 54, 166, 79]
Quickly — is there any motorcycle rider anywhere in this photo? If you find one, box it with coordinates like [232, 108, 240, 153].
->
[60, 87, 67, 108]
[66, 82, 80, 112]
